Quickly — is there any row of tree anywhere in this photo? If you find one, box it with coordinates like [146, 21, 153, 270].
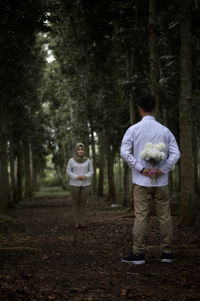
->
[0, 0, 48, 211]
[0, 0, 199, 225]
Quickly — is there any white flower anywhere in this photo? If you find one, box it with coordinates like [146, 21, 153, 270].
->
[140, 142, 166, 164]
[154, 142, 166, 151]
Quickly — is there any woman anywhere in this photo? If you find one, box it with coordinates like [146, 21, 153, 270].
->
[66, 142, 93, 229]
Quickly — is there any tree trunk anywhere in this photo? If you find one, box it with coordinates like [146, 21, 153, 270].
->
[32, 165, 39, 192]
[126, 49, 136, 126]
[54, 164, 67, 190]
[98, 134, 104, 197]
[179, 0, 195, 226]
[24, 142, 33, 199]
[192, 98, 199, 196]
[128, 100, 136, 210]
[16, 141, 23, 202]
[90, 123, 97, 195]
[125, 49, 137, 209]
[0, 102, 10, 213]
[122, 162, 129, 207]
[105, 128, 116, 203]
[118, 152, 122, 194]
[149, 0, 160, 109]
[9, 133, 18, 204]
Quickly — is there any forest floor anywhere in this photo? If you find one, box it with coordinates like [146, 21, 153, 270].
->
[0, 194, 200, 301]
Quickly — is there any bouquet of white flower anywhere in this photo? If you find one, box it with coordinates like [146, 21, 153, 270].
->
[140, 142, 166, 183]
[140, 142, 166, 165]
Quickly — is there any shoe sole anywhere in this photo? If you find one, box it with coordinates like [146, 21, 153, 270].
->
[161, 259, 176, 263]
[121, 259, 146, 265]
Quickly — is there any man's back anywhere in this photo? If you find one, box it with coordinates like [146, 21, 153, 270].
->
[130, 116, 169, 158]
[121, 115, 180, 187]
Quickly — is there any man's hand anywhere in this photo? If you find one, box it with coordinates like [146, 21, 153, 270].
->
[155, 169, 163, 178]
[141, 168, 153, 177]
[141, 168, 163, 178]
[77, 175, 86, 181]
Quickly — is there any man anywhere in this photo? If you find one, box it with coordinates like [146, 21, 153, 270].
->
[120, 95, 180, 264]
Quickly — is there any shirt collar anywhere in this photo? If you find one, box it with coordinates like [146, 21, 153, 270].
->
[142, 115, 155, 121]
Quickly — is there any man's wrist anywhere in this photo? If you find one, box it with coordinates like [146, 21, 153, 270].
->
[140, 168, 145, 174]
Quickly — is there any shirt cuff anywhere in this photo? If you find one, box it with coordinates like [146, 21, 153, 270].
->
[135, 163, 143, 172]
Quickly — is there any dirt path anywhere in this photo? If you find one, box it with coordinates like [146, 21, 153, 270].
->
[0, 196, 200, 300]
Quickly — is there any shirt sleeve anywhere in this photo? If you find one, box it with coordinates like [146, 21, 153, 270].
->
[160, 131, 181, 174]
[66, 159, 78, 181]
[120, 128, 143, 172]
[85, 159, 94, 178]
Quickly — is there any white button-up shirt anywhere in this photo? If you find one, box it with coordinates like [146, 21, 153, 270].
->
[66, 158, 94, 187]
[120, 116, 180, 187]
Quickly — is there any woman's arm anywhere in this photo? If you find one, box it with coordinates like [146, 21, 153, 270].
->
[66, 159, 78, 180]
[85, 160, 94, 178]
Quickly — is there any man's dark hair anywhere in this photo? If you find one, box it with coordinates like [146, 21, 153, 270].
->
[138, 95, 156, 112]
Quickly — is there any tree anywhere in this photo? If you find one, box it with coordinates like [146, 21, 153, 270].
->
[0, 102, 10, 212]
[179, 0, 195, 226]
[0, 0, 47, 210]
[149, 0, 160, 110]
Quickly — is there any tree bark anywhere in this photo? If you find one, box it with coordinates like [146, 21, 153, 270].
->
[149, 0, 160, 110]
[32, 165, 39, 192]
[105, 128, 116, 203]
[118, 152, 122, 194]
[0, 102, 10, 212]
[126, 49, 137, 209]
[128, 99, 136, 210]
[16, 141, 23, 202]
[179, 0, 195, 226]
[97, 133, 104, 197]
[24, 142, 33, 199]
[9, 133, 18, 204]
[122, 162, 129, 207]
[54, 164, 67, 190]
[90, 122, 97, 195]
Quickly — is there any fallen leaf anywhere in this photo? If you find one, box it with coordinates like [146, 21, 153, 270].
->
[48, 296, 56, 300]
[121, 288, 127, 296]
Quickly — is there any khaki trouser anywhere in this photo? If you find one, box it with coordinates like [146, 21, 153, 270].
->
[133, 184, 173, 254]
[70, 186, 90, 224]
